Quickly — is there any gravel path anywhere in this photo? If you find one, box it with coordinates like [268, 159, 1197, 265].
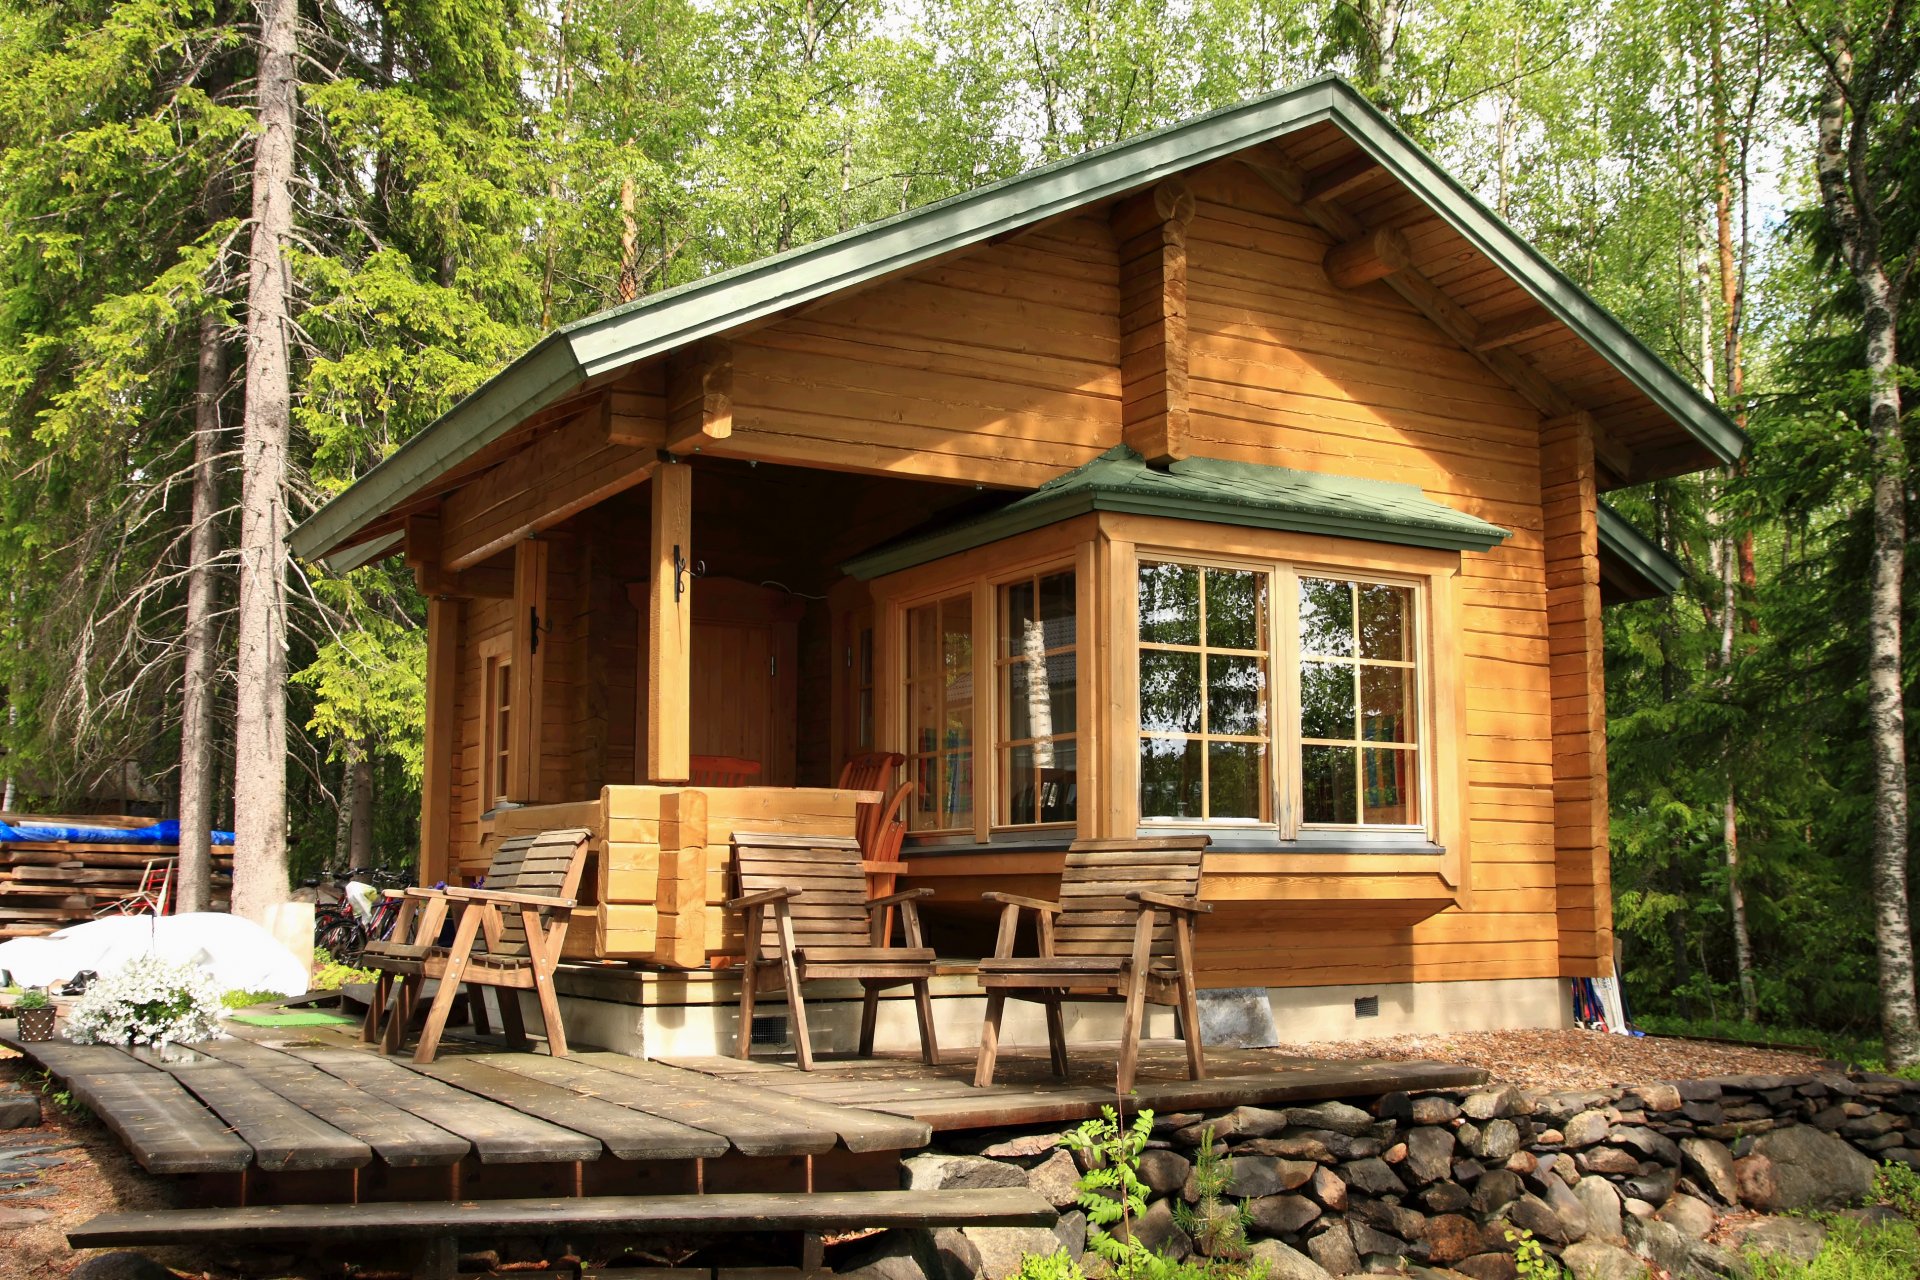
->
[1272, 1027, 1830, 1092]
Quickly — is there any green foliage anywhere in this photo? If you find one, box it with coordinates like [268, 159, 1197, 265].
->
[27, 1067, 88, 1120]
[1065, 1104, 1159, 1279]
[1873, 1163, 1920, 1222]
[1505, 1227, 1567, 1280]
[1174, 1124, 1253, 1260]
[13, 988, 50, 1010]
[1745, 1217, 1920, 1280]
[218, 989, 282, 1010]
[1012, 1250, 1087, 1280]
[311, 960, 379, 991]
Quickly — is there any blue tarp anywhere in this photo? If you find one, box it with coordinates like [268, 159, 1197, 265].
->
[0, 818, 234, 845]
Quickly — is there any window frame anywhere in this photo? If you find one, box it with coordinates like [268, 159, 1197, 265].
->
[476, 632, 513, 819]
[993, 566, 1081, 831]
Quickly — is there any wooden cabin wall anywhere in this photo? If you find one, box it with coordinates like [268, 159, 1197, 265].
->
[796, 598, 835, 787]
[724, 215, 1126, 487]
[1176, 163, 1558, 990]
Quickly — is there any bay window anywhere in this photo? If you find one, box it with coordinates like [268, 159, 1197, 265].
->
[998, 570, 1077, 826]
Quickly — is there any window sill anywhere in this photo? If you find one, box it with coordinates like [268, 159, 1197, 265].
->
[903, 833, 1445, 857]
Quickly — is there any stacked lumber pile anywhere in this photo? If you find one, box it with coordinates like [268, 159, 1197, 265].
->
[0, 814, 232, 939]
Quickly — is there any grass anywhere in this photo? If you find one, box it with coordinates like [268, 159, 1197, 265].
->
[1746, 1217, 1920, 1280]
[219, 988, 285, 1010]
[1632, 1013, 1894, 1070]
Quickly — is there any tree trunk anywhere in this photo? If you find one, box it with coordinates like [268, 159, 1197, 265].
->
[231, 0, 297, 925]
[347, 738, 374, 868]
[1814, 31, 1917, 1067]
[178, 312, 226, 914]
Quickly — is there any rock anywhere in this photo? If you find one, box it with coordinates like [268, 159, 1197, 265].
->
[1413, 1096, 1463, 1126]
[1684, 1101, 1726, 1126]
[1226, 1155, 1315, 1198]
[1471, 1169, 1524, 1215]
[1453, 1158, 1487, 1184]
[1220, 1106, 1291, 1139]
[1564, 1111, 1612, 1148]
[1348, 1220, 1410, 1260]
[1470, 1120, 1522, 1163]
[1573, 1176, 1624, 1243]
[1453, 1254, 1520, 1280]
[0, 1205, 50, 1228]
[1677, 1081, 1724, 1103]
[1349, 1196, 1425, 1242]
[1733, 1154, 1776, 1209]
[1425, 1215, 1494, 1265]
[1683, 1239, 1748, 1279]
[1247, 1239, 1333, 1280]
[1727, 1217, 1826, 1264]
[1237, 1134, 1336, 1163]
[1629, 1084, 1683, 1114]
[839, 1229, 951, 1280]
[1384, 1142, 1408, 1165]
[1307, 1220, 1362, 1277]
[964, 1227, 1071, 1279]
[1054, 1211, 1088, 1261]
[1404, 1127, 1456, 1184]
[1620, 1168, 1676, 1207]
[972, 1132, 1064, 1158]
[1655, 1193, 1716, 1240]
[1247, 1194, 1322, 1236]
[1608, 1126, 1682, 1166]
[1026, 1149, 1083, 1208]
[904, 1153, 1028, 1191]
[1840, 1112, 1899, 1138]
[1289, 1101, 1377, 1136]
[1580, 1147, 1640, 1176]
[1559, 1240, 1649, 1280]
[1342, 1157, 1406, 1196]
[1680, 1138, 1739, 1206]
[1626, 1216, 1692, 1278]
[1112, 1199, 1190, 1260]
[1541, 1177, 1593, 1242]
[1464, 1086, 1529, 1121]
[1536, 1129, 1565, 1146]
[1422, 1181, 1471, 1213]
[1504, 1193, 1575, 1246]
[1505, 1152, 1539, 1177]
[0, 1093, 40, 1130]
[1308, 1164, 1348, 1211]
[65, 1254, 177, 1280]
[1621, 1197, 1656, 1221]
[1139, 1149, 1192, 1196]
[1741, 1124, 1875, 1211]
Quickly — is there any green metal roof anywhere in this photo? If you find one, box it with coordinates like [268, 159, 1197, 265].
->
[1597, 502, 1684, 599]
[841, 446, 1511, 579]
[291, 74, 1747, 566]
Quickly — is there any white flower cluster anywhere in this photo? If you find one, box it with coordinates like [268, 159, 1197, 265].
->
[64, 955, 225, 1048]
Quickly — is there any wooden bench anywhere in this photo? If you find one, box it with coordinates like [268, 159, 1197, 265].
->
[70, 1187, 1057, 1280]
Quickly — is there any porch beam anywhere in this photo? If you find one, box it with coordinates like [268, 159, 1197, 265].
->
[1474, 303, 1561, 352]
[442, 394, 664, 571]
[1110, 177, 1196, 466]
[1322, 226, 1411, 289]
[645, 461, 693, 784]
[665, 341, 733, 455]
[407, 512, 512, 598]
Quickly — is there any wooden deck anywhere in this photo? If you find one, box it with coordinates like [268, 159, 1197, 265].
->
[1, 1017, 1483, 1199]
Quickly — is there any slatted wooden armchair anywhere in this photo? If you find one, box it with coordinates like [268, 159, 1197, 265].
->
[380, 828, 592, 1064]
[359, 833, 534, 1051]
[729, 832, 940, 1071]
[973, 835, 1211, 1093]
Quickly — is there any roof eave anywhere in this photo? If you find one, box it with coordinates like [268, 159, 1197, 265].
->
[1596, 502, 1685, 598]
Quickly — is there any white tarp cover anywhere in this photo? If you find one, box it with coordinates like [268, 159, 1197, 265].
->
[0, 913, 308, 996]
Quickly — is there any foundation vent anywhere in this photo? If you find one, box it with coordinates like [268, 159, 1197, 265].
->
[750, 1014, 789, 1046]
[1354, 994, 1380, 1019]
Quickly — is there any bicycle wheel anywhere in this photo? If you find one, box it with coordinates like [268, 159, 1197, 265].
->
[317, 916, 368, 964]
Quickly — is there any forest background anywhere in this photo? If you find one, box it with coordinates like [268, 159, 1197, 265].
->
[0, 0, 1914, 1052]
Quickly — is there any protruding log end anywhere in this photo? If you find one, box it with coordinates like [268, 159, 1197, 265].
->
[1322, 226, 1413, 289]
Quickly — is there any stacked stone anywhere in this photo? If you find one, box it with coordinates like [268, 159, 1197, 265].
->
[844, 1071, 1920, 1280]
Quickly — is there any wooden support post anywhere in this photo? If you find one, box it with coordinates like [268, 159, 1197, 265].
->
[646, 462, 693, 784]
[1110, 178, 1195, 466]
[1541, 412, 1613, 978]
[657, 789, 710, 968]
[510, 539, 550, 802]
[419, 596, 461, 887]
[1322, 226, 1412, 289]
[666, 341, 733, 455]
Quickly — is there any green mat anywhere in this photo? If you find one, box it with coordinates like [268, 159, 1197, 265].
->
[226, 1010, 356, 1027]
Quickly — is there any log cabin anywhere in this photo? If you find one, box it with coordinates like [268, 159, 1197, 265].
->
[290, 76, 1738, 1055]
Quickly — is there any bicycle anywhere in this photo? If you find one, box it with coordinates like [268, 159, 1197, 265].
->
[308, 866, 411, 963]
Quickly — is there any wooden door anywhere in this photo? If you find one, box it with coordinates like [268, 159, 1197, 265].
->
[688, 579, 801, 784]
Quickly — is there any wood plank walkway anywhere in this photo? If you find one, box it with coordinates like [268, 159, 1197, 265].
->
[2, 1018, 1482, 1181]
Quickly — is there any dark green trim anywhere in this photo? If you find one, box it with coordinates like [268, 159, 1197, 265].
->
[292, 75, 1744, 564]
[1596, 502, 1684, 598]
[842, 446, 1510, 579]
[324, 530, 405, 574]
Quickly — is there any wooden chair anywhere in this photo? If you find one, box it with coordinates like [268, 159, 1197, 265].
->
[860, 781, 915, 943]
[973, 835, 1211, 1093]
[386, 828, 592, 1063]
[359, 834, 534, 1051]
[691, 755, 762, 787]
[836, 751, 904, 792]
[728, 832, 940, 1071]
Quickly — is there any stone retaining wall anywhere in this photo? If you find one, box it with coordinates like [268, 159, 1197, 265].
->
[852, 1070, 1919, 1280]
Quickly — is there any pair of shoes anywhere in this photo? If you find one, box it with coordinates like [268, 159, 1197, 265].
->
[60, 970, 98, 996]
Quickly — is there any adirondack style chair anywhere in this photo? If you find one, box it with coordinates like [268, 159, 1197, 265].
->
[728, 832, 939, 1071]
[359, 833, 535, 1050]
[374, 828, 592, 1063]
[973, 835, 1211, 1092]
[859, 781, 915, 943]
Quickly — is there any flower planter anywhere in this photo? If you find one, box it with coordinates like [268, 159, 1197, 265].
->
[14, 1006, 55, 1041]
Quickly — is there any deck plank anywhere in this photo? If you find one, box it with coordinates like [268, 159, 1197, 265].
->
[166, 1066, 373, 1171]
[71, 1187, 1058, 1248]
[289, 1047, 602, 1164]
[571, 1052, 931, 1154]
[192, 1040, 469, 1167]
[411, 1057, 726, 1160]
